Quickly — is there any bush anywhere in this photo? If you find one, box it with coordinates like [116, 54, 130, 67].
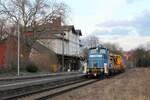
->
[26, 63, 38, 73]
[0, 68, 8, 74]
[10, 62, 17, 71]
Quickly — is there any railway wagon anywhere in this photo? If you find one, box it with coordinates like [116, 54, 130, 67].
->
[110, 54, 125, 73]
[86, 46, 111, 78]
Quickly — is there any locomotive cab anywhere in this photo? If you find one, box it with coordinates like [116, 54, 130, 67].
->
[87, 46, 109, 78]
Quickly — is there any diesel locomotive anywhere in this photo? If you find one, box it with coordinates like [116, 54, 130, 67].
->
[86, 45, 125, 78]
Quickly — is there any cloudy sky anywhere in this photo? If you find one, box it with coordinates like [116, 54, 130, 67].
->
[65, 0, 150, 51]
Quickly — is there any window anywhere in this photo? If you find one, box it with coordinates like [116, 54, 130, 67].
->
[90, 49, 97, 54]
[100, 49, 106, 54]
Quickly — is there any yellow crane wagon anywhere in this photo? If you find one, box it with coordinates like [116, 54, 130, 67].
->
[109, 53, 125, 74]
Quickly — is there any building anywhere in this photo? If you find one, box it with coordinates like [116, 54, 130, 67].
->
[29, 42, 58, 72]
[27, 18, 82, 72]
[0, 36, 31, 69]
[0, 36, 18, 69]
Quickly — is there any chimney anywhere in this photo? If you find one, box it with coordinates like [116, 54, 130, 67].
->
[52, 17, 61, 27]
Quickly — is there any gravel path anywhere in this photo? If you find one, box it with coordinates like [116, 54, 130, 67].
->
[50, 68, 150, 100]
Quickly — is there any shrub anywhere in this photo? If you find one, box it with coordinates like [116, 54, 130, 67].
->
[10, 62, 17, 71]
[26, 63, 38, 73]
[0, 68, 8, 74]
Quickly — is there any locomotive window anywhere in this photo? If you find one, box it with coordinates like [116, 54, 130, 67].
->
[100, 49, 106, 54]
[90, 49, 97, 54]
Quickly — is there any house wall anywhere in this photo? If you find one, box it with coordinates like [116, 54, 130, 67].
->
[38, 30, 81, 57]
[0, 37, 18, 69]
[0, 43, 6, 68]
[67, 30, 80, 56]
[29, 47, 59, 72]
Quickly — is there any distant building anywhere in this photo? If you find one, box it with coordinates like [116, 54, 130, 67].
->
[27, 17, 83, 72]
[0, 36, 30, 69]
[0, 41, 7, 68]
[0, 36, 18, 69]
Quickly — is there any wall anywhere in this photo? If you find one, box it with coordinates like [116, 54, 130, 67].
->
[38, 30, 81, 57]
[29, 45, 59, 72]
[0, 43, 6, 68]
[0, 37, 18, 69]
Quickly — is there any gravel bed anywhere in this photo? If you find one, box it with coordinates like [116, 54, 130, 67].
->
[50, 68, 150, 100]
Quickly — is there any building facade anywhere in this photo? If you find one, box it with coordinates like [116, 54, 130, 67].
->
[0, 36, 18, 69]
[28, 18, 82, 72]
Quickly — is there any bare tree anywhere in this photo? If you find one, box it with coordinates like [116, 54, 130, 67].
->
[103, 42, 121, 54]
[82, 35, 100, 48]
[80, 35, 100, 60]
[131, 48, 149, 67]
[0, 18, 9, 40]
[0, 0, 70, 35]
[0, 0, 70, 69]
[81, 47, 88, 60]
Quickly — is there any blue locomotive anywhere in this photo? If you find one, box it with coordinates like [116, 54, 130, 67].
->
[85, 45, 125, 79]
[86, 45, 111, 78]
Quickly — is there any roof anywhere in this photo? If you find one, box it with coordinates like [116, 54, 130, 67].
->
[75, 29, 82, 36]
[26, 23, 82, 38]
[62, 25, 75, 32]
[62, 26, 82, 36]
[32, 42, 54, 53]
[89, 45, 108, 50]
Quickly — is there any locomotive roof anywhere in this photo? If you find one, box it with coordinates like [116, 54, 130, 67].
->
[89, 46, 108, 50]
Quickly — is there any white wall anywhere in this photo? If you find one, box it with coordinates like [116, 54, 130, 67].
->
[37, 30, 81, 57]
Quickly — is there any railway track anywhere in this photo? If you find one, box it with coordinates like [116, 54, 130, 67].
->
[0, 72, 80, 85]
[18, 79, 97, 100]
[0, 72, 126, 100]
[0, 73, 87, 100]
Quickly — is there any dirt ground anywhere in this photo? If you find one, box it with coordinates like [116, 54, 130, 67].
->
[51, 68, 150, 100]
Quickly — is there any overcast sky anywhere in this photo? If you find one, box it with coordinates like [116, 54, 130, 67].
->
[65, 0, 150, 51]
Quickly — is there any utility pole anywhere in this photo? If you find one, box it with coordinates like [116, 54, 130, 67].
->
[17, 19, 20, 76]
[61, 32, 65, 71]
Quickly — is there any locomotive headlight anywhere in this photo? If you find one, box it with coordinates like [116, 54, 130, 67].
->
[86, 68, 89, 72]
[104, 63, 107, 67]
[104, 63, 108, 74]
